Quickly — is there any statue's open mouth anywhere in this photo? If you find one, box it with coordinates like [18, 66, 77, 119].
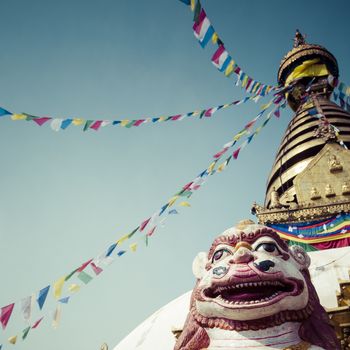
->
[203, 279, 302, 307]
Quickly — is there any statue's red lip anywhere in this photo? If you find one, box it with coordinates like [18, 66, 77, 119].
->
[202, 277, 303, 308]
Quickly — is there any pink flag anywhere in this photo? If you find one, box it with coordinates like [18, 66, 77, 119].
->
[211, 45, 226, 67]
[140, 217, 151, 232]
[90, 120, 103, 131]
[147, 226, 156, 237]
[193, 9, 206, 35]
[170, 115, 182, 121]
[0, 303, 15, 330]
[33, 117, 51, 126]
[183, 182, 193, 191]
[32, 317, 44, 329]
[233, 148, 241, 159]
[213, 147, 228, 159]
[133, 119, 145, 126]
[90, 262, 103, 275]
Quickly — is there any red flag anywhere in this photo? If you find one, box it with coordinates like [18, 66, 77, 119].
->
[90, 120, 103, 131]
[140, 217, 151, 231]
[0, 303, 15, 330]
[133, 119, 145, 126]
[32, 317, 44, 329]
[32, 117, 51, 126]
[213, 147, 229, 159]
[77, 258, 93, 273]
[90, 262, 103, 276]
[233, 148, 241, 159]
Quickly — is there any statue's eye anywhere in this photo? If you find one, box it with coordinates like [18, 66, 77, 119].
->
[212, 248, 231, 263]
[255, 243, 280, 255]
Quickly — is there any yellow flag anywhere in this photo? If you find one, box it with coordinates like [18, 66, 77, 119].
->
[217, 163, 226, 173]
[211, 32, 218, 44]
[158, 116, 166, 122]
[130, 243, 137, 252]
[179, 201, 191, 207]
[260, 102, 272, 110]
[120, 119, 130, 127]
[11, 113, 26, 120]
[233, 130, 247, 141]
[72, 118, 84, 126]
[241, 75, 249, 88]
[190, 0, 195, 11]
[224, 61, 235, 77]
[117, 234, 129, 245]
[207, 161, 216, 173]
[252, 83, 260, 94]
[8, 335, 17, 344]
[68, 284, 80, 293]
[168, 196, 179, 207]
[346, 87, 350, 96]
[53, 276, 65, 299]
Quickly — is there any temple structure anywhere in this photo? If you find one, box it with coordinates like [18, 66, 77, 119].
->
[112, 32, 350, 350]
[252, 30, 350, 253]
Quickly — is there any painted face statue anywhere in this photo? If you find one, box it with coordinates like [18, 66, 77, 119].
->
[174, 222, 339, 350]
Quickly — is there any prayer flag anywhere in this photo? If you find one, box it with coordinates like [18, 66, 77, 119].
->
[193, 0, 201, 23]
[130, 243, 138, 252]
[127, 227, 139, 239]
[58, 297, 70, 304]
[72, 118, 84, 126]
[37, 286, 50, 310]
[8, 336, 17, 345]
[21, 295, 33, 323]
[117, 250, 126, 256]
[178, 0, 190, 4]
[77, 271, 93, 284]
[168, 196, 179, 207]
[117, 234, 130, 245]
[52, 305, 61, 329]
[179, 201, 191, 207]
[77, 258, 93, 273]
[60, 118, 73, 129]
[53, 277, 65, 299]
[0, 107, 11, 116]
[83, 120, 93, 131]
[193, 12, 214, 48]
[0, 303, 15, 330]
[32, 117, 51, 126]
[50, 118, 63, 131]
[11, 113, 27, 120]
[233, 147, 241, 159]
[147, 226, 156, 236]
[32, 317, 44, 329]
[68, 284, 80, 293]
[106, 243, 117, 257]
[90, 262, 103, 275]
[140, 217, 151, 231]
[168, 209, 178, 215]
[22, 326, 31, 340]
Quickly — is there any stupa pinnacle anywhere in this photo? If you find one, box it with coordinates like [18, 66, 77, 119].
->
[252, 31, 350, 239]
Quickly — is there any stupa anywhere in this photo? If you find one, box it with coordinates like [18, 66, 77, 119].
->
[112, 31, 350, 350]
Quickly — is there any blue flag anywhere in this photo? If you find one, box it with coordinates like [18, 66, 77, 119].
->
[0, 107, 11, 117]
[37, 285, 50, 310]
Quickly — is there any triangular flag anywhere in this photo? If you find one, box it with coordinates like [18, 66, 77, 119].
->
[140, 217, 151, 231]
[147, 226, 156, 237]
[168, 196, 179, 207]
[68, 284, 80, 293]
[179, 201, 191, 207]
[60, 118, 73, 129]
[8, 335, 17, 345]
[37, 286, 50, 310]
[116, 234, 130, 245]
[32, 317, 44, 329]
[130, 243, 137, 252]
[0, 303, 15, 330]
[83, 120, 93, 131]
[32, 117, 51, 126]
[90, 120, 103, 131]
[72, 118, 84, 126]
[168, 209, 178, 215]
[106, 243, 117, 257]
[21, 295, 33, 323]
[11, 113, 26, 120]
[117, 250, 126, 257]
[77, 271, 93, 284]
[22, 326, 31, 340]
[127, 227, 140, 239]
[233, 147, 241, 159]
[0, 107, 11, 116]
[58, 297, 70, 304]
[53, 277, 65, 299]
[90, 262, 103, 275]
[50, 118, 63, 131]
[77, 258, 93, 273]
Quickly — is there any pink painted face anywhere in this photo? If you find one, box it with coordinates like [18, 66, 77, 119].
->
[192, 224, 311, 322]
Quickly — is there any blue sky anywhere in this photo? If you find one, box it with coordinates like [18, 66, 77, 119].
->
[1, 0, 350, 349]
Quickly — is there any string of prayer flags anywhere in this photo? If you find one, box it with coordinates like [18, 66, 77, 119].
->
[0, 95, 258, 132]
[179, 0, 276, 96]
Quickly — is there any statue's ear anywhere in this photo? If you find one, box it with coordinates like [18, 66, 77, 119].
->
[289, 245, 311, 269]
[192, 252, 208, 279]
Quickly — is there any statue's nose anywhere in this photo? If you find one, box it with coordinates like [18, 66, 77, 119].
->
[230, 247, 254, 264]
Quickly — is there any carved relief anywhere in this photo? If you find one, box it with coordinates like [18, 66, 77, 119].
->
[328, 154, 343, 173]
[310, 187, 321, 200]
[342, 182, 350, 195]
[325, 183, 336, 197]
